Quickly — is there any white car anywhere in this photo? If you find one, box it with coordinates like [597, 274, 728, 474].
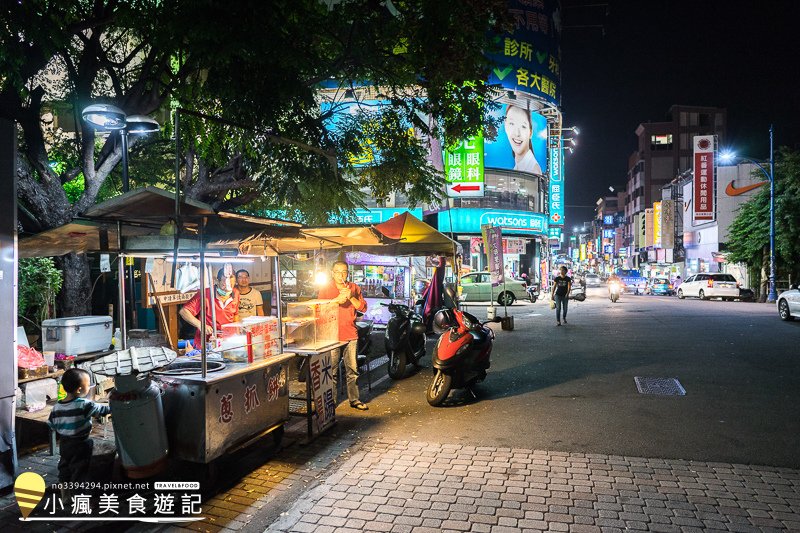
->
[777, 285, 800, 320]
[677, 273, 739, 301]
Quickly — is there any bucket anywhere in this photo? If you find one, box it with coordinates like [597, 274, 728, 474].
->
[486, 306, 496, 320]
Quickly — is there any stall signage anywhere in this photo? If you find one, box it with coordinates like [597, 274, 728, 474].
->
[438, 208, 548, 236]
[603, 215, 614, 225]
[444, 135, 485, 197]
[309, 352, 336, 433]
[693, 135, 716, 222]
[352, 208, 423, 224]
[548, 135, 564, 225]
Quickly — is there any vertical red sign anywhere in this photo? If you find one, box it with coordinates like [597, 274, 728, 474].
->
[693, 135, 715, 222]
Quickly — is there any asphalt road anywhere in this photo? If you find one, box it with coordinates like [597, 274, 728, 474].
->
[348, 289, 800, 468]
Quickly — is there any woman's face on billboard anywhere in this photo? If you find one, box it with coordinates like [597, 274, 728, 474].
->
[504, 105, 532, 157]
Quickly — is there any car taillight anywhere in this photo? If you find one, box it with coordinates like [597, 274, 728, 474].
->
[707, 279, 714, 288]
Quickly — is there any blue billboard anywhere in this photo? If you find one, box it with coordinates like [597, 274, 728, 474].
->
[485, 0, 562, 106]
[438, 208, 548, 236]
[484, 104, 548, 175]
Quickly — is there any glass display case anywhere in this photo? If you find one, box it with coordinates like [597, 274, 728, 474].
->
[219, 316, 281, 362]
[283, 299, 339, 350]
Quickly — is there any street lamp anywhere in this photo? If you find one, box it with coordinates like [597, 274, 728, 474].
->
[81, 105, 161, 192]
[719, 124, 776, 302]
[81, 104, 161, 335]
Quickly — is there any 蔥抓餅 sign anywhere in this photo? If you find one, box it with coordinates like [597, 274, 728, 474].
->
[438, 208, 548, 236]
[352, 208, 423, 224]
[444, 135, 485, 197]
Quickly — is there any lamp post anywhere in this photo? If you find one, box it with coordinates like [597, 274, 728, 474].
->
[81, 104, 161, 335]
[720, 124, 776, 302]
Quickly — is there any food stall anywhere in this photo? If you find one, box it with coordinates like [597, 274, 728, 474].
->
[19, 188, 308, 467]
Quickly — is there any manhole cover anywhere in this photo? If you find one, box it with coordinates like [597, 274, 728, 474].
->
[634, 377, 686, 396]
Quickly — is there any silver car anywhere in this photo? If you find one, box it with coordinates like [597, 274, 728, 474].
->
[459, 272, 529, 305]
[777, 284, 800, 320]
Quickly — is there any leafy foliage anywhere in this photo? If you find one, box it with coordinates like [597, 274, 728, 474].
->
[18, 257, 63, 329]
[726, 148, 800, 282]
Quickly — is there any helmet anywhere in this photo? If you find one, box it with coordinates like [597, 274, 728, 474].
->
[433, 309, 453, 331]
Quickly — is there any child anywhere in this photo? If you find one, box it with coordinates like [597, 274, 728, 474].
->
[47, 368, 111, 483]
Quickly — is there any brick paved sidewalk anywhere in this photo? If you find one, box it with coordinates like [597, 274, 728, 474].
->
[266, 438, 800, 533]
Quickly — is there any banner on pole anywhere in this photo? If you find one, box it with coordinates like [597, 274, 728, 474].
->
[481, 224, 505, 287]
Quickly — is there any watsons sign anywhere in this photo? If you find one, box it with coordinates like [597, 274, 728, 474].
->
[438, 208, 548, 236]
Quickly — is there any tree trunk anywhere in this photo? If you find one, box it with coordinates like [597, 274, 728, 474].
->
[54, 253, 92, 317]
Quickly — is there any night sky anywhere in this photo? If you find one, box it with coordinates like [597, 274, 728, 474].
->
[559, 0, 800, 228]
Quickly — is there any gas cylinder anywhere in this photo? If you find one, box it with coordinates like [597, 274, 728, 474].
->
[109, 373, 169, 478]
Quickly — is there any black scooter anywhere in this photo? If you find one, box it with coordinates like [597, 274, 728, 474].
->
[381, 287, 426, 379]
[355, 314, 374, 361]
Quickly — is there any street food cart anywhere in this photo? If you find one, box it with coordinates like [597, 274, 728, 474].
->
[20, 188, 307, 467]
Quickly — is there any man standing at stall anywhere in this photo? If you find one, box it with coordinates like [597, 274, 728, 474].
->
[179, 266, 240, 349]
[318, 260, 369, 411]
[236, 269, 264, 319]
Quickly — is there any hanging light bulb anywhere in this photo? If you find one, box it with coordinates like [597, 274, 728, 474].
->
[313, 244, 328, 285]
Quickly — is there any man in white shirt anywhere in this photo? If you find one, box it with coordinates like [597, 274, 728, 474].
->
[236, 269, 264, 319]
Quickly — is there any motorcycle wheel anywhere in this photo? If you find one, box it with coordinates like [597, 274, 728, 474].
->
[575, 293, 586, 302]
[427, 370, 452, 406]
[388, 350, 407, 379]
[529, 294, 538, 303]
[611, 293, 618, 303]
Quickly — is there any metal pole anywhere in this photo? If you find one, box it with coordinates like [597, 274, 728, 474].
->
[117, 224, 127, 350]
[172, 109, 181, 287]
[120, 130, 139, 329]
[200, 217, 207, 378]
[767, 124, 777, 303]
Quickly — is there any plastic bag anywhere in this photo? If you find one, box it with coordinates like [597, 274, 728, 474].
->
[17, 345, 45, 369]
[550, 300, 556, 310]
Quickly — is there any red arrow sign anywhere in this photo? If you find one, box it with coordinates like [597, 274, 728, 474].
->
[450, 183, 481, 193]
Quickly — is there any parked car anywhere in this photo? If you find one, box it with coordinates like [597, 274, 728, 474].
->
[459, 272, 528, 305]
[677, 273, 739, 301]
[777, 284, 800, 320]
[646, 277, 675, 296]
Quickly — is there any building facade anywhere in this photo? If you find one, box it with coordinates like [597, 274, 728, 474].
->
[623, 105, 727, 267]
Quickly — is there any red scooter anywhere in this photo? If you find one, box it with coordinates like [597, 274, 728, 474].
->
[427, 288, 501, 406]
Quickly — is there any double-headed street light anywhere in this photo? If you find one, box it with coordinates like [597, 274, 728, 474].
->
[81, 103, 160, 192]
[720, 124, 776, 302]
[81, 103, 161, 334]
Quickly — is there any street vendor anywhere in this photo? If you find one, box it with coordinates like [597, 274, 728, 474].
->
[318, 260, 369, 411]
[235, 269, 264, 319]
[179, 266, 240, 349]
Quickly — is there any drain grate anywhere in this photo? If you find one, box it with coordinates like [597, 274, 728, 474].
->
[634, 377, 686, 396]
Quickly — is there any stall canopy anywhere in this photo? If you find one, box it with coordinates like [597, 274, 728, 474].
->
[212, 224, 389, 256]
[18, 187, 303, 258]
[369, 212, 458, 256]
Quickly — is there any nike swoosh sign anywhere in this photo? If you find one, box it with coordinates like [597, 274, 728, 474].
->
[726, 180, 768, 196]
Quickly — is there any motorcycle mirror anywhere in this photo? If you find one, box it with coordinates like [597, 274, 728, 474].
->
[493, 316, 503, 323]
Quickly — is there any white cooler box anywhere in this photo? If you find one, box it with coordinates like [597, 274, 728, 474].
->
[42, 315, 113, 355]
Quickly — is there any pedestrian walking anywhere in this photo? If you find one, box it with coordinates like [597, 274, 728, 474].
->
[551, 265, 572, 326]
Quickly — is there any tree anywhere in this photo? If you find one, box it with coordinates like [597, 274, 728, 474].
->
[1, 0, 509, 315]
[726, 148, 800, 298]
